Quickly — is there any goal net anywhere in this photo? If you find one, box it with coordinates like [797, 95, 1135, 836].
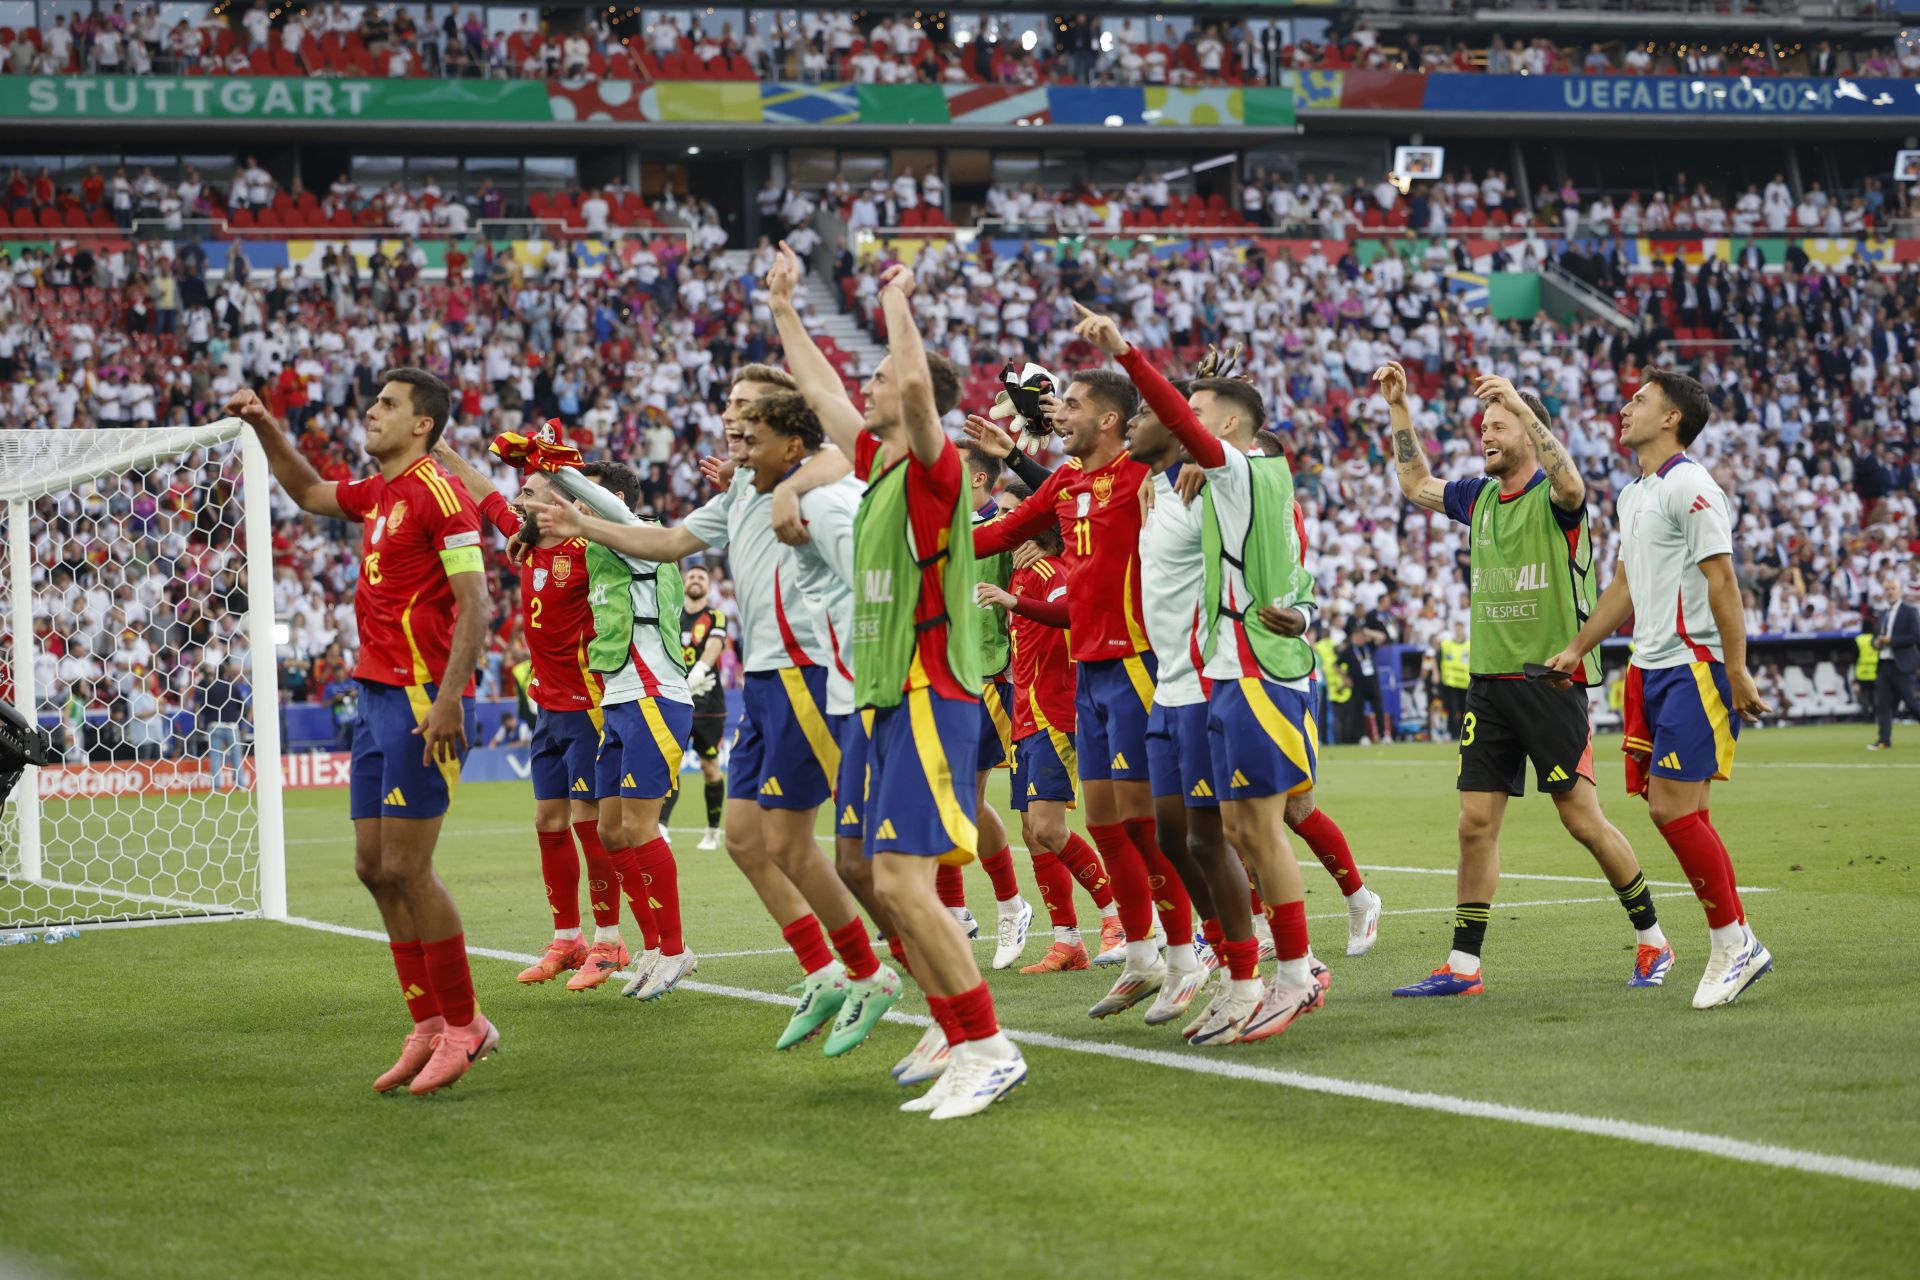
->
[0, 422, 286, 929]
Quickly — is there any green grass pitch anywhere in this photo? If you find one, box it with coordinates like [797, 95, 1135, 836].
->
[3, 724, 1917, 1278]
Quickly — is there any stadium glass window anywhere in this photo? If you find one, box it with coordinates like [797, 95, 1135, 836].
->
[487, 8, 538, 38]
[991, 152, 1043, 187]
[524, 157, 579, 194]
[183, 154, 236, 187]
[407, 156, 461, 191]
[890, 148, 939, 182]
[836, 151, 888, 188]
[350, 156, 406, 201]
[787, 149, 838, 190]
[0, 2, 29, 33]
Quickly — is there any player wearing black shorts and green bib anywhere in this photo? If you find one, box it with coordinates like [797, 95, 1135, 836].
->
[1377, 362, 1673, 997]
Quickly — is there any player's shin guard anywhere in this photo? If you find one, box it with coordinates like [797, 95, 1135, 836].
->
[1221, 936, 1260, 982]
[1658, 812, 1741, 929]
[537, 829, 581, 931]
[1125, 816, 1194, 945]
[947, 981, 1000, 1043]
[1699, 810, 1746, 924]
[608, 847, 662, 951]
[1056, 833, 1113, 908]
[783, 913, 836, 974]
[1289, 809, 1365, 895]
[936, 863, 967, 910]
[633, 837, 683, 955]
[828, 917, 881, 982]
[390, 939, 442, 1025]
[979, 847, 1021, 901]
[1264, 900, 1310, 964]
[573, 821, 623, 929]
[1030, 850, 1077, 928]
[1088, 822, 1153, 939]
[421, 933, 477, 1028]
[705, 778, 725, 830]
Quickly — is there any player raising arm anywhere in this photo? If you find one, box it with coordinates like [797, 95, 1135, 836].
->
[1375, 361, 1669, 998]
[228, 370, 499, 1096]
[1547, 369, 1774, 1010]
[852, 264, 1027, 1118]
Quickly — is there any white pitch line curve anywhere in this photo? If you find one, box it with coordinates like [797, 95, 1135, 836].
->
[274, 914, 1913, 1192]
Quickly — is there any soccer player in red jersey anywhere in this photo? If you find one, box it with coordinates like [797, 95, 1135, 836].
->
[976, 504, 1120, 974]
[432, 442, 659, 988]
[228, 371, 499, 1095]
[968, 364, 1199, 1022]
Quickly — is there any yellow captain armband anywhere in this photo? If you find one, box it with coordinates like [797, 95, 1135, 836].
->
[439, 545, 485, 576]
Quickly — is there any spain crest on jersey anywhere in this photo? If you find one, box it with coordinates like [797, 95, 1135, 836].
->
[552, 553, 573, 584]
[1092, 474, 1115, 505]
[387, 499, 408, 533]
[532, 567, 549, 591]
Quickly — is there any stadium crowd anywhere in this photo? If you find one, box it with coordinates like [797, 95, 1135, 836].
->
[4, 4, 1916, 87]
[4, 200, 1916, 757]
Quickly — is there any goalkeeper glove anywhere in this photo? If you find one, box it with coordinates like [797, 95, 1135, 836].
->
[686, 662, 717, 698]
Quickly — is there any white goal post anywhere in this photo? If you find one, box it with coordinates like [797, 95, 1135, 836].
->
[1, 420, 286, 927]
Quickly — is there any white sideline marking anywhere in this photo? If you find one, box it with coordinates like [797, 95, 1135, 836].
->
[274, 914, 1914, 1192]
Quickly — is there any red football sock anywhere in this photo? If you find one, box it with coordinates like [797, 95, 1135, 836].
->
[633, 837, 683, 955]
[389, 939, 440, 1024]
[1202, 917, 1227, 953]
[979, 846, 1021, 901]
[1222, 937, 1260, 982]
[1250, 885, 1267, 918]
[1700, 810, 1746, 924]
[536, 829, 581, 930]
[574, 821, 622, 929]
[420, 932, 476, 1029]
[1089, 822, 1152, 937]
[936, 863, 968, 909]
[886, 933, 912, 974]
[1263, 899, 1310, 963]
[1125, 815, 1194, 945]
[925, 994, 963, 1045]
[1659, 812, 1741, 929]
[1030, 850, 1077, 928]
[828, 917, 880, 982]
[1289, 809, 1365, 894]
[782, 914, 835, 974]
[607, 846, 661, 951]
[947, 980, 1000, 1043]
[1057, 833, 1113, 909]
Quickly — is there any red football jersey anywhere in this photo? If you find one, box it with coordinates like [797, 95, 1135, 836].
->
[1009, 555, 1076, 739]
[335, 456, 484, 693]
[974, 451, 1151, 663]
[480, 492, 602, 713]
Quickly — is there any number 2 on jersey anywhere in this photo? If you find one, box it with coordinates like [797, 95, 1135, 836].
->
[530, 597, 544, 629]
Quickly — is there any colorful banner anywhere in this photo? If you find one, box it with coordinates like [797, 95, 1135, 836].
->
[0, 75, 1290, 129]
[9, 73, 1916, 125]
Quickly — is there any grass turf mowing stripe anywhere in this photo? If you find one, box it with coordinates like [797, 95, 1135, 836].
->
[274, 912, 1912, 1194]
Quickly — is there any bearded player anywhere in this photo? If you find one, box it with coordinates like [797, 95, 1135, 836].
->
[665, 564, 728, 851]
[1548, 368, 1774, 1009]
[1375, 362, 1671, 998]
[433, 442, 657, 988]
[228, 372, 498, 1095]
